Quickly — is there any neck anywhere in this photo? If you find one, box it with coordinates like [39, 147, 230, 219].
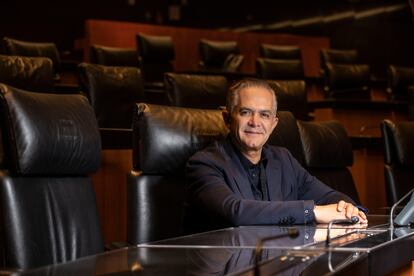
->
[242, 150, 261, 164]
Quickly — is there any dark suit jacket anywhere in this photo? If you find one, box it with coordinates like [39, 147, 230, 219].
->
[185, 138, 354, 233]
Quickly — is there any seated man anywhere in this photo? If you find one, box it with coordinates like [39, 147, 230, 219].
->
[185, 78, 367, 233]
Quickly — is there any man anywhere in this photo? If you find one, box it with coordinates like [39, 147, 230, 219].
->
[185, 78, 367, 232]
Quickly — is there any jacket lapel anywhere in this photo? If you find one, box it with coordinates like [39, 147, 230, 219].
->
[263, 146, 285, 201]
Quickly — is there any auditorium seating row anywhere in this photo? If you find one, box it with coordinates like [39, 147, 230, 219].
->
[3, 36, 414, 102]
[1, 81, 413, 271]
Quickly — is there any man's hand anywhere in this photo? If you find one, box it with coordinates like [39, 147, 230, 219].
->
[314, 200, 368, 224]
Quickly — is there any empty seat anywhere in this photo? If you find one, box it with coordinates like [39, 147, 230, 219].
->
[0, 55, 54, 92]
[267, 80, 310, 121]
[320, 48, 358, 74]
[136, 33, 175, 89]
[2, 37, 62, 79]
[90, 45, 139, 68]
[256, 58, 304, 80]
[78, 63, 145, 129]
[199, 39, 244, 72]
[387, 65, 414, 101]
[381, 119, 414, 206]
[260, 44, 301, 60]
[164, 73, 228, 109]
[0, 84, 103, 269]
[297, 120, 360, 203]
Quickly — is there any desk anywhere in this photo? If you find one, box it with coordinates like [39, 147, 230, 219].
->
[17, 215, 414, 275]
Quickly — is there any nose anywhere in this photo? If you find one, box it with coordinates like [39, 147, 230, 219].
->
[247, 112, 260, 126]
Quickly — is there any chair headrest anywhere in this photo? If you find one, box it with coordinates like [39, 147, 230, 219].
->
[136, 34, 174, 62]
[0, 55, 54, 92]
[133, 103, 228, 174]
[164, 73, 228, 109]
[0, 84, 101, 175]
[298, 120, 353, 168]
[382, 119, 414, 166]
[260, 44, 301, 60]
[326, 63, 370, 89]
[90, 45, 139, 67]
[320, 49, 358, 65]
[2, 37, 61, 71]
[256, 58, 304, 80]
[199, 39, 238, 67]
[78, 63, 144, 128]
[388, 65, 414, 93]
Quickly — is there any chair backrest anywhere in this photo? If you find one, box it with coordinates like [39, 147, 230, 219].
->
[320, 48, 358, 72]
[90, 45, 139, 68]
[2, 37, 61, 73]
[78, 63, 145, 129]
[127, 104, 303, 244]
[256, 58, 304, 80]
[136, 33, 174, 85]
[164, 73, 228, 109]
[0, 55, 54, 92]
[297, 120, 360, 203]
[260, 44, 301, 60]
[381, 119, 414, 206]
[199, 39, 242, 72]
[0, 84, 103, 269]
[324, 63, 371, 99]
[267, 80, 309, 121]
[387, 65, 414, 101]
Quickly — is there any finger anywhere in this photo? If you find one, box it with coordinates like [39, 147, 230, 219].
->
[337, 200, 347, 212]
[345, 204, 356, 218]
[358, 211, 368, 223]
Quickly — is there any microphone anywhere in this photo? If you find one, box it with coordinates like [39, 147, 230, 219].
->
[325, 216, 359, 247]
[254, 228, 299, 276]
[389, 186, 414, 227]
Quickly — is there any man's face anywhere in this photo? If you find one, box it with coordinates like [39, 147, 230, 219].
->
[227, 86, 278, 154]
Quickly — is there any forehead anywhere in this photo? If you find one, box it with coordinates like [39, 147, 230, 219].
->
[237, 86, 275, 110]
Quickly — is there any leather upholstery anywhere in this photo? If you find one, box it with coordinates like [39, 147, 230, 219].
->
[90, 45, 139, 67]
[320, 49, 358, 71]
[267, 80, 309, 121]
[0, 55, 54, 92]
[78, 63, 145, 129]
[256, 58, 304, 80]
[381, 120, 414, 205]
[127, 104, 304, 244]
[2, 37, 61, 73]
[387, 65, 414, 100]
[199, 39, 241, 71]
[324, 63, 371, 99]
[136, 34, 174, 86]
[260, 44, 301, 60]
[0, 84, 103, 269]
[164, 73, 228, 109]
[297, 120, 360, 203]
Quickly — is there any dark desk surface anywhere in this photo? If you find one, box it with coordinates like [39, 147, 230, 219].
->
[16, 215, 414, 276]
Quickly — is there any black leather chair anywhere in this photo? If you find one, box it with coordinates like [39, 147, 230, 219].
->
[381, 119, 414, 206]
[267, 80, 310, 121]
[199, 39, 243, 72]
[0, 84, 103, 269]
[256, 58, 304, 80]
[78, 63, 145, 129]
[164, 73, 228, 109]
[136, 33, 174, 89]
[90, 45, 139, 68]
[320, 48, 358, 74]
[387, 65, 414, 101]
[260, 44, 301, 60]
[297, 120, 360, 203]
[0, 55, 54, 92]
[2, 37, 62, 79]
[323, 63, 371, 99]
[127, 104, 304, 244]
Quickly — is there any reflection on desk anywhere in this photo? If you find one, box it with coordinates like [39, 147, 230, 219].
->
[16, 215, 414, 276]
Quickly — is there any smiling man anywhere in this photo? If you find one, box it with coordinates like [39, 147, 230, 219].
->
[184, 78, 367, 233]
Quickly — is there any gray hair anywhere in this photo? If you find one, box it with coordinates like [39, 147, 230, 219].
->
[226, 78, 278, 114]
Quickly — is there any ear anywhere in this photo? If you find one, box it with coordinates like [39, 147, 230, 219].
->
[271, 116, 279, 132]
[222, 110, 231, 126]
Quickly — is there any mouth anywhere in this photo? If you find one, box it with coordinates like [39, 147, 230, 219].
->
[244, 130, 263, 135]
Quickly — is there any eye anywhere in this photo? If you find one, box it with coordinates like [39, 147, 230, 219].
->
[239, 109, 252, 117]
[260, 111, 272, 119]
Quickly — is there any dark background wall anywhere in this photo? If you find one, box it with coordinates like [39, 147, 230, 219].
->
[0, 0, 413, 77]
